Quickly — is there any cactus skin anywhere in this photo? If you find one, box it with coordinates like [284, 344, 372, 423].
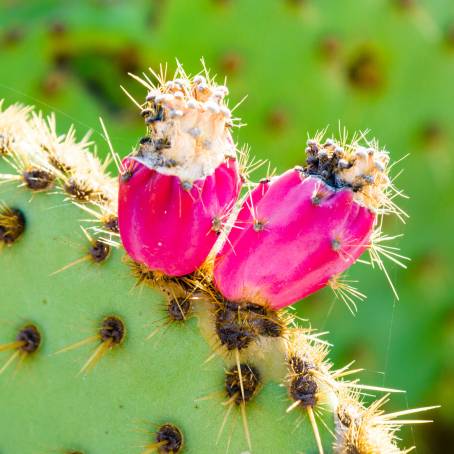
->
[0, 83, 435, 453]
[119, 156, 241, 276]
[214, 169, 375, 310]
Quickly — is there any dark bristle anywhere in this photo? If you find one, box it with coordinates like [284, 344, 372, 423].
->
[331, 238, 342, 251]
[243, 303, 267, 315]
[154, 138, 171, 151]
[139, 136, 153, 145]
[141, 108, 152, 117]
[129, 260, 195, 294]
[211, 216, 223, 234]
[225, 364, 260, 405]
[216, 319, 255, 351]
[99, 316, 125, 345]
[16, 324, 41, 353]
[131, 261, 188, 290]
[253, 219, 266, 232]
[255, 316, 284, 337]
[155, 424, 183, 453]
[215, 299, 285, 351]
[130, 260, 157, 285]
[121, 169, 134, 182]
[245, 303, 284, 337]
[288, 355, 314, 375]
[290, 374, 318, 407]
[0, 207, 26, 244]
[302, 143, 355, 191]
[343, 443, 361, 454]
[64, 178, 93, 201]
[0, 133, 11, 156]
[103, 215, 119, 233]
[48, 155, 72, 174]
[89, 240, 110, 263]
[134, 139, 177, 170]
[145, 105, 164, 124]
[337, 407, 353, 428]
[167, 297, 191, 322]
[23, 168, 55, 191]
[215, 302, 256, 351]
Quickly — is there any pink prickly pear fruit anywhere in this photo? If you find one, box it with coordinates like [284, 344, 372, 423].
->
[213, 138, 391, 310]
[118, 71, 242, 276]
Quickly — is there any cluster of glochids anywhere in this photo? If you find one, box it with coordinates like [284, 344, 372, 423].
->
[0, 65, 437, 454]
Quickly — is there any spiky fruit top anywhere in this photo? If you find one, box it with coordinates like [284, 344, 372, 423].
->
[303, 136, 392, 212]
[135, 69, 235, 182]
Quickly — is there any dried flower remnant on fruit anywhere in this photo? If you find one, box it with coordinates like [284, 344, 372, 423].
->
[303, 137, 391, 211]
[137, 69, 235, 182]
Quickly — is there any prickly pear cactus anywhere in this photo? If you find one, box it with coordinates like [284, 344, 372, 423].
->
[0, 66, 436, 454]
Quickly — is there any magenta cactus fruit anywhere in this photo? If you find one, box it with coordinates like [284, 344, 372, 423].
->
[214, 137, 392, 310]
[118, 70, 242, 276]
[119, 156, 240, 276]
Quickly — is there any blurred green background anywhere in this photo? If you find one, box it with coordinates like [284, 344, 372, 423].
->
[1, 0, 453, 451]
